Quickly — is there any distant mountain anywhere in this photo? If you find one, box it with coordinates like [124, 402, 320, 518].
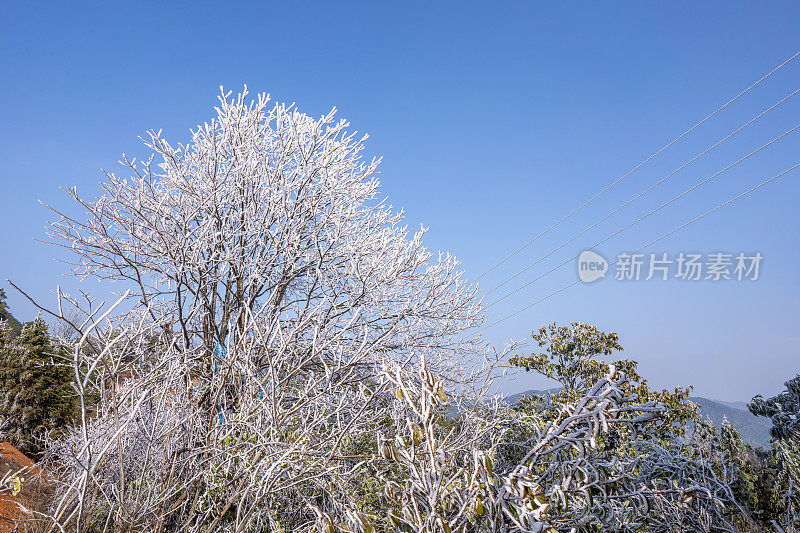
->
[506, 389, 773, 449]
[717, 399, 749, 411]
[689, 397, 772, 449]
[505, 388, 562, 405]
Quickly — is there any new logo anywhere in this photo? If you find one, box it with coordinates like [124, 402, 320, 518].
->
[578, 250, 608, 283]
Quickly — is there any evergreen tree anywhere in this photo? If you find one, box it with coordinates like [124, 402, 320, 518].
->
[750, 374, 800, 441]
[0, 317, 77, 454]
[749, 376, 800, 528]
[0, 288, 22, 337]
[509, 322, 697, 434]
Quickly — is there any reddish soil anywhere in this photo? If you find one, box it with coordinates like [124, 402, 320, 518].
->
[0, 442, 52, 532]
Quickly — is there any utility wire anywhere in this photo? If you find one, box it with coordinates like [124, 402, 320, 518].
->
[479, 163, 800, 331]
[483, 89, 799, 297]
[475, 50, 800, 281]
[485, 123, 800, 309]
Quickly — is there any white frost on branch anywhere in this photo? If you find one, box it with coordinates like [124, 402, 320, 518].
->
[26, 87, 752, 533]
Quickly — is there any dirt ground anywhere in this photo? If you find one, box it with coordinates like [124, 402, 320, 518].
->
[0, 442, 52, 533]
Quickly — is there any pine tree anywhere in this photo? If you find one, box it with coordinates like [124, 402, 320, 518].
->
[0, 288, 22, 337]
[0, 317, 77, 453]
[750, 374, 800, 441]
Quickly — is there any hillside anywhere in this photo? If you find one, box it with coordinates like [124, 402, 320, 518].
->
[507, 389, 773, 448]
[689, 396, 773, 448]
[0, 441, 53, 532]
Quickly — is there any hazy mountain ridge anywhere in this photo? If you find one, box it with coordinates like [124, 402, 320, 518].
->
[688, 396, 772, 448]
[507, 389, 772, 448]
[717, 399, 749, 411]
[505, 388, 563, 405]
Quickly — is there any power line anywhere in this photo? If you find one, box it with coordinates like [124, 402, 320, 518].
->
[475, 50, 800, 281]
[479, 163, 800, 331]
[482, 89, 799, 298]
[485, 123, 800, 309]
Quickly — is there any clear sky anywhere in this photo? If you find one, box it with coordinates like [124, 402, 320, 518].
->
[1, 2, 798, 402]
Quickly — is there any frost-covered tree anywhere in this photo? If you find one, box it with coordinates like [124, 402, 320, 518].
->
[501, 324, 756, 532]
[749, 376, 800, 530]
[374, 355, 754, 533]
[509, 322, 697, 436]
[45, 87, 484, 380]
[27, 90, 757, 533]
[750, 375, 800, 441]
[35, 87, 498, 532]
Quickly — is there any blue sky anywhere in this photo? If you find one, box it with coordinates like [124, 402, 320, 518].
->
[1, 1, 798, 401]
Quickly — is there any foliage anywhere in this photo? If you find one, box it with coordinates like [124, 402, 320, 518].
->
[748, 376, 800, 530]
[0, 287, 23, 337]
[43, 312, 758, 532]
[774, 439, 800, 531]
[509, 322, 622, 391]
[505, 323, 761, 532]
[690, 396, 772, 449]
[749, 374, 800, 441]
[0, 317, 77, 454]
[35, 87, 502, 532]
[374, 361, 504, 532]
[12, 87, 790, 532]
[510, 322, 697, 438]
